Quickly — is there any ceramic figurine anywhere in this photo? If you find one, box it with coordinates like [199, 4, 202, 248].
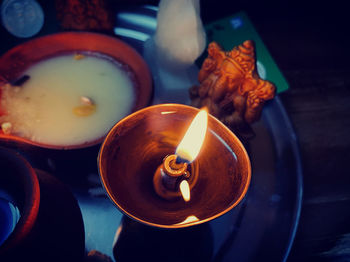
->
[190, 40, 276, 137]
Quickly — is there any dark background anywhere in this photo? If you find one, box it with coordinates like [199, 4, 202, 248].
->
[199, 1, 350, 262]
[1, 0, 349, 261]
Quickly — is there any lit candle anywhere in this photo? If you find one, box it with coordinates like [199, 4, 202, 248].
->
[153, 109, 208, 201]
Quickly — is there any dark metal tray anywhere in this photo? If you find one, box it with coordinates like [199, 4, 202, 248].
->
[0, 5, 303, 262]
[103, 6, 302, 261]
[74, 6, 302, 261]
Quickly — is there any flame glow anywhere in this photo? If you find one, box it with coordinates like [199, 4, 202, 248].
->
[175, 109, 208, 163]
[179, 180, 190, 202]
[176, 215, 199, 225]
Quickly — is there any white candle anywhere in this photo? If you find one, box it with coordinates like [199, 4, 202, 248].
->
[0, 53, 135, 146]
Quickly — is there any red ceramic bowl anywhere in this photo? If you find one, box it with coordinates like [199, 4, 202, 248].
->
[0, 32, 153, 149]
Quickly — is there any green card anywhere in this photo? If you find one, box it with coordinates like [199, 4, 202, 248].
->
[202, 11, 289, 93]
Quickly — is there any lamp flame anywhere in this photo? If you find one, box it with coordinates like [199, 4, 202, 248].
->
[179, 180, 190, 202]
[175, 109, 208, 163]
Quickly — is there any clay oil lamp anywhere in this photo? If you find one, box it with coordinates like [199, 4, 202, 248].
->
[98, 103, 251, 228]
[0, 32, 152, 150]
[98, 104, 251, 261]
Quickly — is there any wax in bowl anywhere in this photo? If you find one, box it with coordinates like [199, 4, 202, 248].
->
[1, 54, 134, 146]
[0, 32, 152, 149]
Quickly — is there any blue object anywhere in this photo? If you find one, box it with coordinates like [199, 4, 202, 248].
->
[0, 195, 20, 246]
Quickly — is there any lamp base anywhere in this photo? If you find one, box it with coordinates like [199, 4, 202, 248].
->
[113, 216, 213, 262]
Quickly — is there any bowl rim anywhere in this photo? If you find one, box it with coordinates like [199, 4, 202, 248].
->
[98, 103, 251, 229]
[0, 31, 153, 150]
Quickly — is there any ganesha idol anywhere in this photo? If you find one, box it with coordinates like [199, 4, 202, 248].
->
[190, 40, 276, 139]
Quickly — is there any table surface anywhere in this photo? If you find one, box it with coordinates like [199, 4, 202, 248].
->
[1, 0, 350, 261]
[203, 2, 350, 262]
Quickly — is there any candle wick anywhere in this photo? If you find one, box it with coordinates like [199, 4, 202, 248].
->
[175, 155, 189, 164]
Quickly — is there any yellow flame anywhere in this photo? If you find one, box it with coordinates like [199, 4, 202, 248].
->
[179, 180, 190, 202]
[175, 109, 208, 163]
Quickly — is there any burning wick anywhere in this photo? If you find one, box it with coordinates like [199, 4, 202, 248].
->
[153, 109, 208, 202]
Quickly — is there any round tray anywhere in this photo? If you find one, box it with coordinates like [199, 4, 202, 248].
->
[0, 5, 303, 262]
[73, 97, 303, 262]
[108, 6, 303, 262]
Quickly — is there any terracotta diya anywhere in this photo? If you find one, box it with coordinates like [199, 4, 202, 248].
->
[0, 32, 152, 150]
[98, 104, 251, 228]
